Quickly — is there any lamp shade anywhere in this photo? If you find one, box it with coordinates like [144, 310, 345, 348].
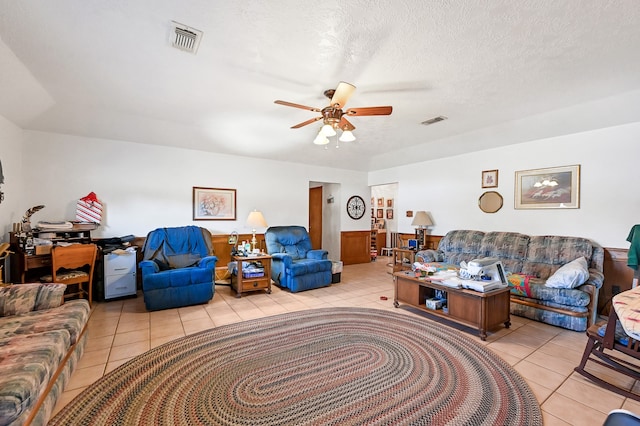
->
[246, 210, 267, 228]
[339, 130, 356, 142]
[411, 211, 433, 228]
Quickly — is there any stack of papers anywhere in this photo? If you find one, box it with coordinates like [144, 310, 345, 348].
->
[37, 221, 73, 229]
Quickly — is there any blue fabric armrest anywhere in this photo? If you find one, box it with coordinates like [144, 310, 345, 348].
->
[198, 256, 218, 270]
[139, 260, 159, 277]
[271, 253, 293, 267]
[416, 250, 444, 262]
[585, 268, 604, 289]
[307, 249, 328, 260]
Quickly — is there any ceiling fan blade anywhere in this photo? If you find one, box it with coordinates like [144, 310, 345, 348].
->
[274, 100, 322, 113]
[345, 106, 393, 116]
[291, 116, 323, 129]
[338, 117, 355, 131]
[330, 81, 356, 108]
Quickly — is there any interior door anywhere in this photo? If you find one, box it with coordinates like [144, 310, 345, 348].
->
[309, 186, 323, 249]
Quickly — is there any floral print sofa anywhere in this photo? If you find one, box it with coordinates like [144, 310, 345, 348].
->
[0, 283, 90, 425]
[416, 230, 604, 332]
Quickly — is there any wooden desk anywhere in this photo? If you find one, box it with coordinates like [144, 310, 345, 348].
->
[11, 253, 53, 283]
[393, 270, 511, 341]
[9, 224, 96, 283]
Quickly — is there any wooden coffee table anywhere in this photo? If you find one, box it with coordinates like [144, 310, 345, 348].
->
[393, 270, 510, 340]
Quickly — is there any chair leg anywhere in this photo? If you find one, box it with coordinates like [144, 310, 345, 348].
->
[575, 328, 640, 402]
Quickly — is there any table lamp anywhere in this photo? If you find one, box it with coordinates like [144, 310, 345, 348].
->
[246, 210, 267, 252]
[411, 211, 433, 247]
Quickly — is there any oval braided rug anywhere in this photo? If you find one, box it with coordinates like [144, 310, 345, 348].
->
[51, 307, 542, 425]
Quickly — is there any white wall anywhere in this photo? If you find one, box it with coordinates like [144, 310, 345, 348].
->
[0, 114, 24, 242]
[370, 122, 640, 248]
[22, 131, 370, 260]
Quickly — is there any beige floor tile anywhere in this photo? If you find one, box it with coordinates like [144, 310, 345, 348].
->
[514, 360, 567, 390]
[112, 328, 149, 347]
[556, 377, 625, 414]
[66, 364, 105, 391]
[77, 348, 110, 369]
[109, 340, 150, 361]
[542, 393, 609, 425]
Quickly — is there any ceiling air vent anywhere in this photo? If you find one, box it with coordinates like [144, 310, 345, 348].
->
[421, 116, 448, 126]
[170, 21, 203, 54]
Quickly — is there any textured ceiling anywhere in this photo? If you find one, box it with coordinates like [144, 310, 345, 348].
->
[1, 0, 639, 171]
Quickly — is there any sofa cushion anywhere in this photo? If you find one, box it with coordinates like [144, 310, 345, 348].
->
[34, 284, 66, 311]
[0, 285, 39, 316]
[545, 257, 589, 289]
[523, 235, 594, 279]
[0, 330, 70, 425]
[0, 300, 90, 344]
[289, 259, 332, 276]
[479, 232, 529, 273]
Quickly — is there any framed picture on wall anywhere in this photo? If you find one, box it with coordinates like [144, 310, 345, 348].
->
[386, 198, 393, 207]
[386, 209, 393, 219]
[193, 187, 237, 220]
[376, 209, 383, 218]
[377, 198, 384, 207]
[514, 165, 580, 209]
[482, 170, 498, 188]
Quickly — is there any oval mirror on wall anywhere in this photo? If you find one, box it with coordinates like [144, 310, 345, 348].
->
[478, 191, 503, 213]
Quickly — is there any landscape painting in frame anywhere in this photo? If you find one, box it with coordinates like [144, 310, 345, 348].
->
[515, 165, 580, 209]
[193, 187, 237, 220]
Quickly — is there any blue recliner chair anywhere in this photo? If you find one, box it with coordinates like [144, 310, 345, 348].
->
[139, 226, 217, 311]
[264, 226, 332, 293]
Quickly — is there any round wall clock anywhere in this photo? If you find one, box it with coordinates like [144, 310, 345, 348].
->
[346, 195, 366, 220]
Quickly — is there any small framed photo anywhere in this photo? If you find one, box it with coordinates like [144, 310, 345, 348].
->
[386, 199, 393, 208]
[386, 209, 394, 219]
[482, 170, 498, 188]
[377, 198, 384, 207]
[193, 187, 237, 220]
[515, 165, 580, 209]
[376, 208, 384, 218]
[406, 210, 413, 217]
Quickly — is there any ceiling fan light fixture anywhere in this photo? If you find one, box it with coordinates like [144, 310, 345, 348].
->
[320, 124, 336, 137]
[339, 130, 356, 142]
[313, 133, 330, 145]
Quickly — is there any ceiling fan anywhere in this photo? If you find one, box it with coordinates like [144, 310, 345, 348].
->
[274, 82, 393, 145]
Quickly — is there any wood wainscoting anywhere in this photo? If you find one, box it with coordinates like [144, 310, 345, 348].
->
[600, 247, 635, 316]
[341, 231, 372, 265]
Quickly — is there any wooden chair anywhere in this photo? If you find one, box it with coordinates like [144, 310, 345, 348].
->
[574, 308, 640, 401]
[42, 244, 97, 307]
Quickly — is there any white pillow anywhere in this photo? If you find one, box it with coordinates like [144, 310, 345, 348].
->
[545, 257, 589, 289]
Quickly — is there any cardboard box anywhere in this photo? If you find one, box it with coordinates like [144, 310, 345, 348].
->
[35, 245, 52, 255]
[425, 297, 444, 310]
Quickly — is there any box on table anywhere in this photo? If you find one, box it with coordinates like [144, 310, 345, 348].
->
[35, 245, 52, 255]
[425, 297, 445, 310]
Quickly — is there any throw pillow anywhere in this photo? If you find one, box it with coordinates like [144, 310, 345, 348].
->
[545, 257, 589, 289]
[35, 284, 66, 310]
[0, 284, 39, 316]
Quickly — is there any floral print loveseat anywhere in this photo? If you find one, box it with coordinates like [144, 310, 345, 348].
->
[416, 230, 604, 332]
[0, 283, 90, 425]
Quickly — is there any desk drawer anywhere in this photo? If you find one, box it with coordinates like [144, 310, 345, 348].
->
[26, 255, 52, 269]
[104, 253, 136, 276]
[240, 278, 270, 291]
[105, 273, 137, 299]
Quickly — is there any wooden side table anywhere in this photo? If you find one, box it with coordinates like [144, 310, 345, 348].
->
[392, 248, 415, 272]
[231, 254, 272, 298]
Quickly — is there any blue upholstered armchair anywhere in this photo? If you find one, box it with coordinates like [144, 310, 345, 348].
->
[265, 226, 332, 293]
[139, 226, 217, 311]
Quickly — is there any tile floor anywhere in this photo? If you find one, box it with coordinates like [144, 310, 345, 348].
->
[54, 258, 640, 425]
